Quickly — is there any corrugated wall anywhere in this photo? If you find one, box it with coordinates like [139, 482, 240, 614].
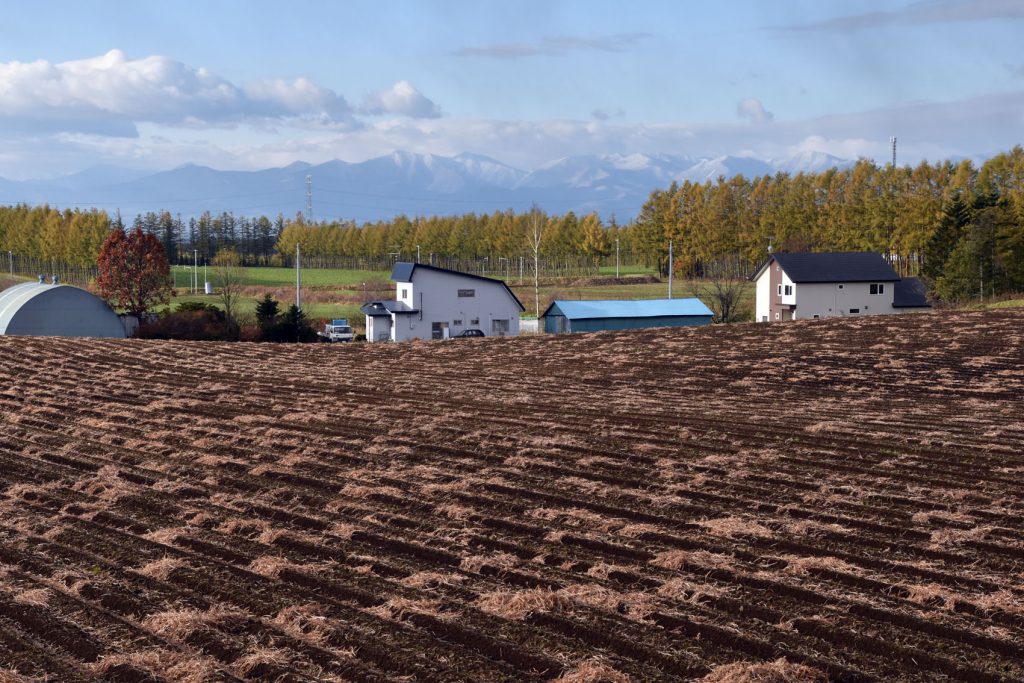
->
[553, 315, 712, 333]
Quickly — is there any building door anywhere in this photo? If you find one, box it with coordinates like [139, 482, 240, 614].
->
[491, 318, 510, 337]
[431, 322, 449, 339]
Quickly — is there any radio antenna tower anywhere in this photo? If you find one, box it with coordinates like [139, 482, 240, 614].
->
[890, 136, 897, 167]
[305, 174, 313, 222]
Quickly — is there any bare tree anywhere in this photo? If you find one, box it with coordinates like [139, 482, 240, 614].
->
[211, 248, 245, 324]
[707, 277, 752, 323]
[527, 204, 546, 318]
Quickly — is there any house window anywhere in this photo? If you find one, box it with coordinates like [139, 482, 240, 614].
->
[458, 289, 475, 297]
[401, 288, 408, 299]
[784, 285, 793, 296]
[777, 284, 782, 296]
[870, 283, 885, 295]
[470, 318, 479, 325]
[849, 308, 860, 314]
[453, 319, 463, 326]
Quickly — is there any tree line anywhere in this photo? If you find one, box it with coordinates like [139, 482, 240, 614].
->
[0, 146, 1022, 302]
[631, 147, 1024, 300]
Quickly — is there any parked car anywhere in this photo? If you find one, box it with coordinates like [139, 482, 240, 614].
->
[453, 328, 485, 338]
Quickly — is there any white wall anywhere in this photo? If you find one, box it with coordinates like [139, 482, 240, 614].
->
[793, 282, 896, 319]
[392, 268, 521, 342]
[365, 315, 392, 342]
[755, 269, 771, 322]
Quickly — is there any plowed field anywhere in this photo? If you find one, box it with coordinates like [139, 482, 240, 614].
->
[1, 309, 1022, 682]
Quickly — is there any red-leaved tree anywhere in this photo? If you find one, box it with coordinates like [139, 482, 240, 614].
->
[96, 226, 173, 317]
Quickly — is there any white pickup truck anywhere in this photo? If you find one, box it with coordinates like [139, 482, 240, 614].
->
[321, 319, 355, 342]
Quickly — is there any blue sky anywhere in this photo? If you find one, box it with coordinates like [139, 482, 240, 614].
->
[1, 0, 1022, 178]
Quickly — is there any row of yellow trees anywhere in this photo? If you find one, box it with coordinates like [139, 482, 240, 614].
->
[0, 205, 111, 266]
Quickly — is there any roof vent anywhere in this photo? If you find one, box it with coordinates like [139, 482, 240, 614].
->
[51, 275, 60, 285]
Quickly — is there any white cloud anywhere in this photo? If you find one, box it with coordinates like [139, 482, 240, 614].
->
[360, 81, 441, 119]
[0, 49, 355, 135]
[736, 98, 774, 124]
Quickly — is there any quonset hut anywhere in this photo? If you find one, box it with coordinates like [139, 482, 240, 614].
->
[0, 278, 126, 338]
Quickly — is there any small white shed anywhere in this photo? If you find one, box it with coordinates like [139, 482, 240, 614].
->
[0, 279, 126, 338]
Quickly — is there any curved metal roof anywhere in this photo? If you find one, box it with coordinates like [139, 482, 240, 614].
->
[0, 282, 126, 338]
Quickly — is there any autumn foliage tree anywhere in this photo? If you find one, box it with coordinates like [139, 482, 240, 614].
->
[96, 226, 173, 316]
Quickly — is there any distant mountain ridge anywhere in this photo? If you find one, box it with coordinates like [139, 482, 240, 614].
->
[0, 150, 856, 222]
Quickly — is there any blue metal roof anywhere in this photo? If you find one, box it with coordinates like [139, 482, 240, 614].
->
[544, 298, 713, 320]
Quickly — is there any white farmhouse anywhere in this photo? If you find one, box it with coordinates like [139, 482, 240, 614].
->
[361, 262, 524, 342]
[753, 252, 930, 322]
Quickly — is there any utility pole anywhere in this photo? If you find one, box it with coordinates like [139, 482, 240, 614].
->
[7, 251, 12, 277]
[416, 244, 421, 263]
[193, 249, 198, 294]
[668, 240, 674, 299]
[305, 175, 313, 222]
[890, 136, 897, 167]
[296, 243, 302, 309]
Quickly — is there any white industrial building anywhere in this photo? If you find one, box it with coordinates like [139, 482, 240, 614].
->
[0, 277, 126, 338]
[753, 252, 930, 322]
[361, 262, 524, 342]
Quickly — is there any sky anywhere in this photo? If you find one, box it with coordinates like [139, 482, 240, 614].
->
[1, 0, 1022, 179]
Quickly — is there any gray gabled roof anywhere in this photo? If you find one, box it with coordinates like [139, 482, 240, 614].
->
[892, 277, 931, 308]
[753, 252, 900, 283]
[390, 262, 525, 311]
[360, 300, 418, 316]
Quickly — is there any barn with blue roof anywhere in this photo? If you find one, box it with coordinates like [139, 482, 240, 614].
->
[542, 298, 714, 334]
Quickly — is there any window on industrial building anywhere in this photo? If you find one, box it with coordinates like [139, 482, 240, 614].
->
[453, 319, 463, 326]
[813, 314, 820, 319]
[470, 318, 479, 325]
[870, 283, 884, 295]
[492, 319, 509, 335]
[458, 289, 475, 297]
[849, 308, 860, 314]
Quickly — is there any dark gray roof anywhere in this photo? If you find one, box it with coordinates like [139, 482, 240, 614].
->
[360, 300, 418, 316]
[755, 252, 900, 283]
[892, 277, 931, 308]
[390, 262, 525, 311]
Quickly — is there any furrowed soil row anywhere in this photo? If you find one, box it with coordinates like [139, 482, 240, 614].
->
[1, 309, 1023, 680]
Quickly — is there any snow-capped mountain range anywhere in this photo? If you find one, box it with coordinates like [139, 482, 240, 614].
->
[0, 150, 855, 222]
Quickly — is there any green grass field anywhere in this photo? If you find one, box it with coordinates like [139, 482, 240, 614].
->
[172, 265, 385, 289]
